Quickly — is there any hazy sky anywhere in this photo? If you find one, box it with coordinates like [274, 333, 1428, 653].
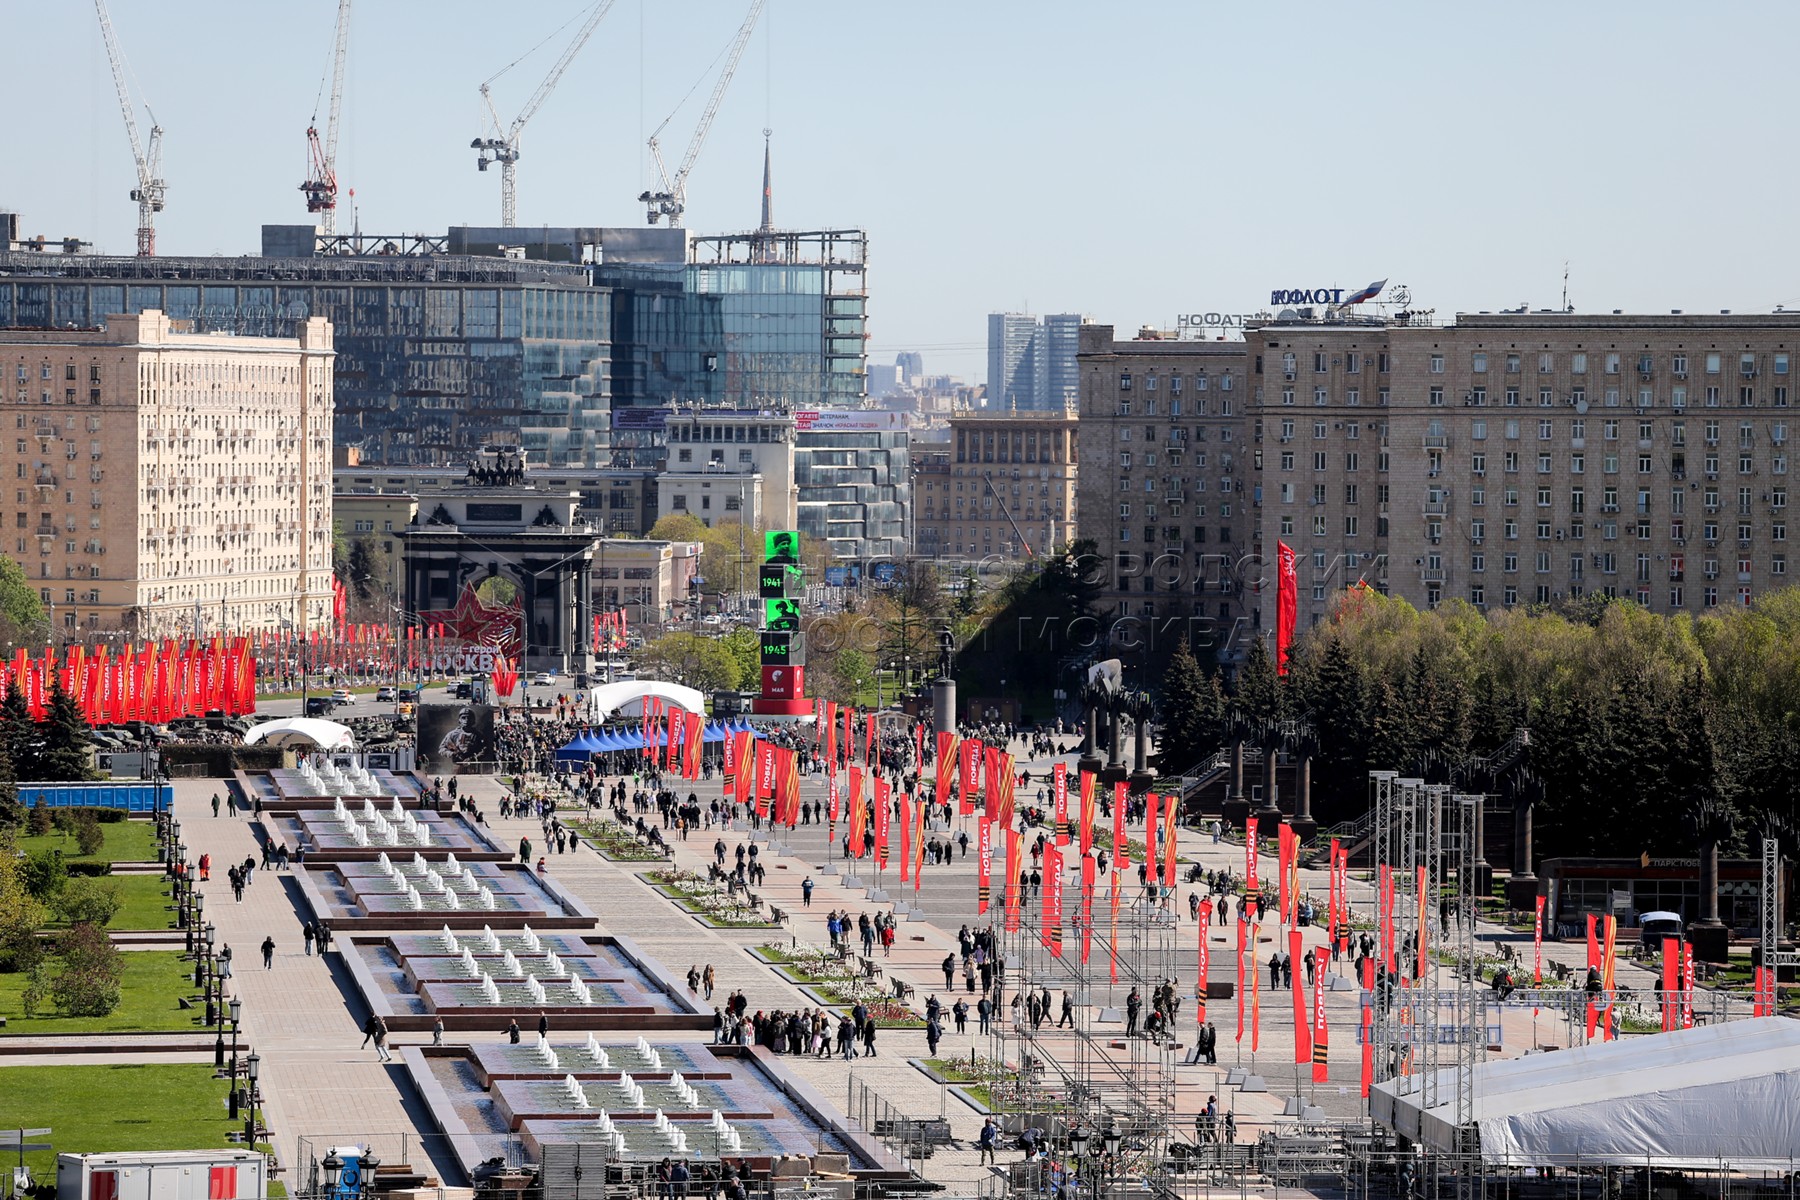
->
[8, 2, 1800, 384]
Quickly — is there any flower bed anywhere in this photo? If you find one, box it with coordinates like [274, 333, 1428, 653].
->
[751, 941, 922, 1027]
[645, 869, 774, 928]
[572, 819, 669, 863]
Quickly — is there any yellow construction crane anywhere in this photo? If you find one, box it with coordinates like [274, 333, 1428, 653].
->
[93, 0, 165, 257]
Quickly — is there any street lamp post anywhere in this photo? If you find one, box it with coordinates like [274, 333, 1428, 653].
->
[227, 997, 244, 1118]
[242, 1051, 260, 1147]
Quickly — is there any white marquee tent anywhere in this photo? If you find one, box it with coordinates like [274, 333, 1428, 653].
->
[242, 716, 357, 750]
[587, 679, 706, 722]
[1370, 1017, 1800, 1168]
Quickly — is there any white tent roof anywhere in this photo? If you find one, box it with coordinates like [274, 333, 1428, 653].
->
[1371, 1017, 1800, 1168]
[587, 679, 706, 722]
[242, 716, 357, 749]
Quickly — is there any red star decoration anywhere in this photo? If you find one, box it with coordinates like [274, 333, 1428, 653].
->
[421, 581, 522, 652]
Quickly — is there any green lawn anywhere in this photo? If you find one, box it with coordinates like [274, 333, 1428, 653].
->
[107, 875, 177, 931]
[19, 819, 158, 865]
[0, 950, 197, 1036]
[0, 1064, 251, 1180]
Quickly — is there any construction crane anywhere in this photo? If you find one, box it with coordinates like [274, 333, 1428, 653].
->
[300, 0, 352, 234]
[639, 0, 766, 227]
[472, 0, 616, 228]
[93, 0, 165, 258]
[981, 474, 1037, 559]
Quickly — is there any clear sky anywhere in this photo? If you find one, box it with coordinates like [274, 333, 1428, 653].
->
[7, 2, 1800, 384]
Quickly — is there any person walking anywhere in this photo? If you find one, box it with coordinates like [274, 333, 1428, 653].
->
[507, 1019, 521, 1044]
[702, 964, 715, 1000]
[211, 793, 221, 817]
[942, 954, 956, 990]
[303, 922, 316, 957]
[519, 836, 532, 865]
[261, 935, 275, 969]
[977, 1118, 998, 1165]
[432, 1017, 445, 1046]
[801, 877, 814, 907]
[360, 1014, 380, 1049]
[373, 1016, 392, 1062]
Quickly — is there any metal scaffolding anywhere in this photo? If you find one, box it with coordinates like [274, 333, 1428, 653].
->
[987, 859, 1180, 1198]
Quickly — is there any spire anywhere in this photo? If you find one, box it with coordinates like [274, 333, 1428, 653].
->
[759, 129, 773, 233]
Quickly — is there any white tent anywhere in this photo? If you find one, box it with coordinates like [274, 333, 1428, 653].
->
[1371, 1017, 1800, 1168]
[587, 679, 706, 722]
[242, 716, 357, 750]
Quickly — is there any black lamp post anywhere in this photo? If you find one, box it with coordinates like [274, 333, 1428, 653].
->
[227, 997, 244, 1117]
[242, 1051, 260, 1147]
[194, 903, 209, 987]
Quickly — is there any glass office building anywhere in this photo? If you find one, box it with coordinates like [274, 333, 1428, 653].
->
[0, 252, 613, 467]
[795, 426, 910, 560]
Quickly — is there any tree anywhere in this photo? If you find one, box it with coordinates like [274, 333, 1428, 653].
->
[51, 921, 122, 1017]
[867, 562, 949, 694]
[36, 679, 96, 782]
[0, 555, 43, 645]
[0, 682, 37, 783]
[719, 628, 761, 692]
[56, 877, 121, 927]
[1156, 641, 1224, 773]
[636, 632, 742, 694]
[0, 829, 48, 971]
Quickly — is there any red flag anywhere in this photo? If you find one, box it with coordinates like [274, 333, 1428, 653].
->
[1053, 763, 1069, 846]
[1276, 539, 1297, 676]
[912, 790, 926, 891]
[1246, 816, 1259, 891]
[1113, 781, 1129, 867]
[1080, 853, 1097, 965]
[936, 731, 958, 806]
[847, 768, 866, 857]
[1311, 949, 1330, 1082]
[1146, 787, 1160, 884]
[1662, 937, 1680, 1031]
[864, 712, 876, 766]
[1163, 792, 1179, 894]
[1279, 824, 1295, 925]
[1003, 825, 1022, 932]
[1289, 928, 1312, 1065]
[898, 793, 912, 883]
[1079, 770, 1096, 857]
[990, 752, 1016, 828]
[1235, 915, 1247, 1043]
[1196, 899, 1212, 1025]
[1533, 895, 1545, 984]
[1109, 868, 1121, 983]
[874, 777, 891, 869]
[959, 738, 981, 815]
[1043, 845, 1064, 957]
[1682, 944, 1696, 1029]
[826, 701, 838, 764]
[1359, 957, 1375, 1098]
[976, 816, 992, 914]
[827, 768, 840, 831]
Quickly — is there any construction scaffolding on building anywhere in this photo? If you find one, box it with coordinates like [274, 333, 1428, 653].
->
[982, 847, 1181, 1199]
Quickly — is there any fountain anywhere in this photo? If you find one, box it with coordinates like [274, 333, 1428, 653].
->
[618, 1073, 645, 1109]
[461, 867, 480, 892]
[568, 977, 592, 1006]
[482, 926, 502, 953]
[412, 852, 428, 873]
[525, 975, 547, 1005]
[382, 824, 402, 848]
[348, 823, 370, 848]
[545, 951, 566, 978]
[709, 1111, 741, 1152]
[414, 824, 433, 847]
[424, 869, 444, 894]
[502, 949, 522, 976]
[443, 888, 461, 911]
[362, 799, 378, 823]
[562, 1074, 589, 1109]
[535, 1035, 559, 1070]
[445, 853, 461, 874]
[391, 799, 407, 821]
[439, 925, 459, 953]
[633, 1038, 663, 1072]
[522, 925, 542, 953]
[480, 973, 502, 1004]
[594, 1111, 626, 1154]
[332, 796, 349, 822]
[460, 947, 479, 976]
[586, 1034, 609, 1067]
[479, 886, 497, 911]
[405, 885, 424, 911]
[378, 851, 395, 876]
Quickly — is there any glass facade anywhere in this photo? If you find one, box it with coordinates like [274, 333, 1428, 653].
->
[0, 257, 613, 467]
[794, 429, 910, 559]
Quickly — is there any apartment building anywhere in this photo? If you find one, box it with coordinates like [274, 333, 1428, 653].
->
[916, 410, 1079, 560]
[0, 309, 336, 637]
[1076, 325, 1254, 652]
[1245, 311, 1800, 632]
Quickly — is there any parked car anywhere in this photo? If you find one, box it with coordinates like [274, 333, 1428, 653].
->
[331, 688, 354, 704]
[304, 697, 334, 717]
[375, 686, 398, 702]
[533, 671, 556, 686]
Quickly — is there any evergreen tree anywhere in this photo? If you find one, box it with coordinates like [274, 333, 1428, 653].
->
[0, 683, 37, 783]
[1234, 637, 1280, 722]
[35, 679, 96, 783]
[1301, 635, 1374, 823]
[1155, 640, 1222, 772]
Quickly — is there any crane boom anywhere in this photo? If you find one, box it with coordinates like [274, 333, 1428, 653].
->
[639, 0, 765, 226]
[981, 474, 1036, 559]
[301, 0, 352, 234]
[472, 0, 617, 227]
[93, 0, 165, 257]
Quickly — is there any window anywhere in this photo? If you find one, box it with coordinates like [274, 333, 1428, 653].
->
[1430, 354, 1445, 374]
[1572, 353, 1588, 374]
[1472, 420, 1487, 440]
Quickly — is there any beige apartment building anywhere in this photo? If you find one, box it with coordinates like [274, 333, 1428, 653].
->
[1075, 326, 1254, 653]
[915, 410, 1080, 560]
[1, 309, 336, 637]
[1244, 311, 1800, 633]
[657, 409, 795, 531]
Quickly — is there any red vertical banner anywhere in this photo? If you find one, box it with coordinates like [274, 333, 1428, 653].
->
[1080, 853, 1096, 964]
[1053, 763, 1069, 846]
[1681, 945, 1696, 1028]
[843, 706, 854, 768]
[898, 793, 912, 883]
[874, 778, 891, 870]
[1162, 792, 1180, 894]
[826, 702, 838, 765]
[1276, 539, 1297, 676]
[976, 816, 993, 913]
[1379, 866, 1396, 972]
[959, 739, 981, 815]
[1328, 837, 1344, 946]
[912, 792, 926, 891]
[1289, 928, 1312, 1065]
[992, 753, 1016, 828]
[1662, 937, 1680, 1031]
[1079, 770, 1096, 857]
[1601, 915, 1618, 1039]
[1003, 825, 1022, 932]
[1312, 963, 1329, 1083]
[1196, 899, 1212, 1025]
[1416, 865, 1429, 983]
[1043, 845, 1064, 956]
[1145, 788, 1160, 884]
[827, 768, 840, 829]
[1585, 914, 1600, 1038]
[1533, 895, 1545, 984]
[936, 731, 958, 806]
[1359, 957, 1375, 1098]
[1113, 781, 1129, 867]
[1249, 917, 1261, 1052]
[1108, 868, 1120, 983]
[1278, 824, 1295, 925]
[865, 712, 877, 766]
[1246, 816, 1260, 892]
[848, 769, 867, 859]
[1235, 917, 1247, 1042]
